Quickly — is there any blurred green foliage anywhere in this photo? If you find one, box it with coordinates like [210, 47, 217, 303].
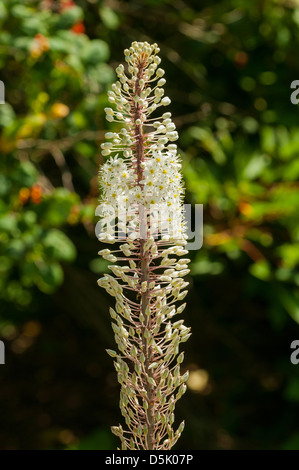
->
[1, 0, 299, 450]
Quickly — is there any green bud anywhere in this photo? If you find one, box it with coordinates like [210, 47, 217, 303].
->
[177, 352, 184, 364]
[106, 349, 118, 358]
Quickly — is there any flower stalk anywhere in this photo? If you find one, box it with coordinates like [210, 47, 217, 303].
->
[97, 41, 191, 450]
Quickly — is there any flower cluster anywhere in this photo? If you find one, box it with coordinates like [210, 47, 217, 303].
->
[100, 150, 183, 209]
[97, 41, 190, 450]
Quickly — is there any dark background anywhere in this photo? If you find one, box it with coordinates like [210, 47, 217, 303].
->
[0, 0, 299, 450]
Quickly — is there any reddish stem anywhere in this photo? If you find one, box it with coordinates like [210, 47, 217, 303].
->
[133, 55, 155, 450]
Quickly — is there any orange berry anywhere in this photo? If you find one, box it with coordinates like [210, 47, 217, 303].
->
[30, 34, 50, 58]
[72, 22, 85, 34]
[19, 187, 31, 205]
[30, 184, 43, 205]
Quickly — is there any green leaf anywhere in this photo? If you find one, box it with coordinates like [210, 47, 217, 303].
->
[11, 5, 34, 19]
[82, 40, 110, 65]
[56, 6, 83, 29]
[48, 37, 70, 52]
[35, 261, 64, 293]
[21, 17, 47, 36]
[0, 214, 17, 233]
[249, 260, 271, 281]
[261, 126, 276, 154]
[188, 127, 226, 164]
[243, 154, 271, 180]
[43, 229, 76, 262]
[13, 161, 38, 187]
[88, 63, 115, 85]
[99, 7, 120, 30]
[277, 243, 299, 269]
[6, 239, 26, 260]
[39, 189, 79, 226]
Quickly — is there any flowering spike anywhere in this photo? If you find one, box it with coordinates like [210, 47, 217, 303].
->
[97, 41, 190, 450]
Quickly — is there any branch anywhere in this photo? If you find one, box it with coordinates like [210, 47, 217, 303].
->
[50, 146, 75, 193]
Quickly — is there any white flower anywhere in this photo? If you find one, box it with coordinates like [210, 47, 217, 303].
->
[97, 41, 191, 451]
